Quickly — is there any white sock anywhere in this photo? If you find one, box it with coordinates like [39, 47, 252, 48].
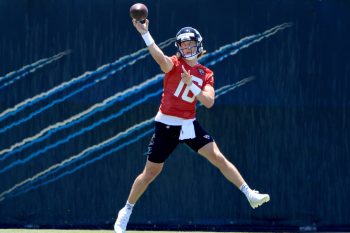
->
[125, 201, 134, 211]
[239, 183, 252, 197]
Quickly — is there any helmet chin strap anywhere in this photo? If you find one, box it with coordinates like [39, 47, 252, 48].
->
[184, 54, 197, 61]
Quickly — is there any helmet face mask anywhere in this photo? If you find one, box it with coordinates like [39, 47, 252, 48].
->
[178, 41, 198, 60]
[175, 27, 203, 60]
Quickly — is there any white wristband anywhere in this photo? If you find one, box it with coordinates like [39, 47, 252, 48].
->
[190, 83, 201, 96]
[141, 31, 155, 47]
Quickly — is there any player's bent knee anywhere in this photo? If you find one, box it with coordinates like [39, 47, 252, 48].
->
[212, 153, 227, 168]
[143, 167, 162, 181]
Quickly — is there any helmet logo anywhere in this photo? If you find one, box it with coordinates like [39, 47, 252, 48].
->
[177, 32, 195, 41]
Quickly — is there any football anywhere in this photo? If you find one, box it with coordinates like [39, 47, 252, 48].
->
[129, 3, 148, 22]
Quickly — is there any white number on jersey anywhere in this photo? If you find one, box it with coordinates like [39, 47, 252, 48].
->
[174, 76, 203, 103]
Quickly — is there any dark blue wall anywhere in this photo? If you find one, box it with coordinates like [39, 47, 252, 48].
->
[0, 0, 349, 231]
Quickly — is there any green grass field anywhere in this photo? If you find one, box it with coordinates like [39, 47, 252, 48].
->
[0, 231, 241, 233]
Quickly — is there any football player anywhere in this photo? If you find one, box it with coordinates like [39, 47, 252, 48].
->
[114, 19, 270, 233]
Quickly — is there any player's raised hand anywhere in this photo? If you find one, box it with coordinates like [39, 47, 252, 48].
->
[132, 19, 149, 35]
[181, 65, 192, 85]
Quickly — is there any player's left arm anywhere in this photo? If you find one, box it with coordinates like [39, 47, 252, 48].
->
[196, 85, 215, 108]
[181, 65, 215, 108]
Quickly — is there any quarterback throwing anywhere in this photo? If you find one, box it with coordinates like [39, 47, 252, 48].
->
[114, 18, 270, 233]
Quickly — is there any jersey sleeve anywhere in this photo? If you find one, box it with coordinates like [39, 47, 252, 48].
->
[204, 70, 214, 88]
[165, 55, 179, 74]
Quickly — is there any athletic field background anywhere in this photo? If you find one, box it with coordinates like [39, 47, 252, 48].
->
[0, 231, 240, 233]
[0, 231, 243, 233]
[0, 0, 349, 231]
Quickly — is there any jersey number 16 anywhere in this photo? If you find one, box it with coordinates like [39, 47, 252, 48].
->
[174, 76, 203, 103]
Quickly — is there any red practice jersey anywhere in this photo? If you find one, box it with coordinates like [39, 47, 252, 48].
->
[159, 56, 214, 119]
